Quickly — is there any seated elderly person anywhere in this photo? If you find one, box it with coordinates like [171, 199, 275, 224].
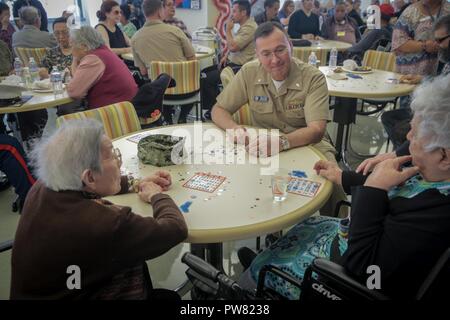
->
[10, 119, 188, 299]
[321, 0, 361, 44]
[39, 17, 73, 79]
[67, 26, 137, 110]
[12, 6, 56, 49]
[238, 74, 450, 299]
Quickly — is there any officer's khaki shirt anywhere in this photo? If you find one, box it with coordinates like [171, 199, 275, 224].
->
[131, 20, 195, 70]
[228, 18, 257, 66]
[216, 58, 330, 134]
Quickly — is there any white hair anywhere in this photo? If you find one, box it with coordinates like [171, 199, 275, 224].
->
[70, 26, 105, 51]
[30, 119, 104, 191]
[410, 73, 450, 152]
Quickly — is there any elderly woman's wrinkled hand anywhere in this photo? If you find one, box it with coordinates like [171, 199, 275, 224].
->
[138, 181, 163, 203]
[313, 160, 343, 185]
[141, 170, 172, 191]
[364, 156, 419, 191]
[356, 151, 396, 175]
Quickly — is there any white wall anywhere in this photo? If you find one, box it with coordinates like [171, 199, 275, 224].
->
[82, 0, 103, 27]
[176, 7, 208, 34]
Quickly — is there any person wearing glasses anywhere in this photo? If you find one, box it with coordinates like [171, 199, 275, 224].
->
[39, 17, 73, 79]
[211, 21, 347, 218]
[353, 13, 450, 175]
[162, 0, 191, 40]
[10, 119, 188, 300]
[96, 0, 132, 56]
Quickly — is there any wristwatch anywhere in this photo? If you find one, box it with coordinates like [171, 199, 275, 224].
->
[279, 135, 290, 151]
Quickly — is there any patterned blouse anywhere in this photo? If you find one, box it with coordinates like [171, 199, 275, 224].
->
[41, 46, 73, 72]
[164, 17, 191, 40]
[392, 1, 450, 76]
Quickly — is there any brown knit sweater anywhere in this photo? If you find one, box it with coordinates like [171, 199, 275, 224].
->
[10, 177, 188, 300]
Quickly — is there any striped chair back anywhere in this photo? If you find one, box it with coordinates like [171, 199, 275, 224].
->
[14, 47, 47, 67]
[149, 60, 200, 95]
[220, 67, 252, 126]
[292, 48, 327, 66]
[362, 50, 396, 72]
[56, 101, 141, 139]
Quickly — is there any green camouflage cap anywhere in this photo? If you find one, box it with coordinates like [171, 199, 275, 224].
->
[138, 134, 185, 167]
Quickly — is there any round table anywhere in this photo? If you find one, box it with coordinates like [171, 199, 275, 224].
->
[105, 123, 332, 245]
[0, 90, 73, 114]
[121, 44, 216, 70]
[319, 66, 416, 163]
[292, 40, 352, 66]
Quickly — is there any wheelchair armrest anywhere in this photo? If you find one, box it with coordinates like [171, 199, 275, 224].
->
[301, 258, 389, 301]
[0, 239, 13, 253]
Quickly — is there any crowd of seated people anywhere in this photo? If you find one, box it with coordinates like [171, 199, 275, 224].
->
[2, 0, 450, 302]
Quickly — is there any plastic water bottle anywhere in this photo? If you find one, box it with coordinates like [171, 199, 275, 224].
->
[329, 47, 338, 70]
[50, 66, 63, 95]
[22, 67, 32, 89]
[13, 57, 23, 78]
[308, 52, 318, 67]
[29, 57, 39, 83]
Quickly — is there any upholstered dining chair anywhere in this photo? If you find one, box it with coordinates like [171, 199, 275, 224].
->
[14, 47, 47, 67]
[219, 66, 252, 126]
[149, 60, 201, 121]
[56, 101, 142, 139]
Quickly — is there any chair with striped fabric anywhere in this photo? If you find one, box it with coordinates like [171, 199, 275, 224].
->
[220, 67, 252, 126]
[362, 50, 396, 72]
[56, 101, 141, 139]
[357, 49, 399, 117]
[292, 47, 327, 66]
[14, 47, 47, 67]
[149, 60, 201, 121]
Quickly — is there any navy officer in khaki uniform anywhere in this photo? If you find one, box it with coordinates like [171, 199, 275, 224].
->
[211, 21, 347, 217]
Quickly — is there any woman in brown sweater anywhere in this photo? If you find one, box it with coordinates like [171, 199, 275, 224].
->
[10, 119, 188, 300]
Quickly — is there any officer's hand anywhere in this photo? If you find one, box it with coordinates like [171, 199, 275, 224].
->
[226, 19, 234, 33]
[246, 134, 281, 158]
[364, 156, 419, 191]
[356, 151, 396, 175]
[227, 126, 249, 145]
[313, 160, 343, 185]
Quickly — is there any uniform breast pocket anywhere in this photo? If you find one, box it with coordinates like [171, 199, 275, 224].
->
[250, 102, 273, 115]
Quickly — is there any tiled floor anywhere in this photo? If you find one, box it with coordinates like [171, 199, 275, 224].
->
[0, 106, 392, 299]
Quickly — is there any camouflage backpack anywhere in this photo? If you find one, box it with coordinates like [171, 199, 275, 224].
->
[137, 134, 185, 167]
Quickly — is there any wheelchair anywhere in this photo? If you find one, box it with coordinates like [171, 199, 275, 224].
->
[182, 246, 450, 301]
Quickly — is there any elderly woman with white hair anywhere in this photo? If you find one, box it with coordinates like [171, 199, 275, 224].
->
[240, 74, 450, 300]
[67, 26, 137, 110]
[10, 119, 188, 300]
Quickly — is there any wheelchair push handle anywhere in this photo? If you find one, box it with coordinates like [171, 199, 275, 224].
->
[182, 252, 222, 281]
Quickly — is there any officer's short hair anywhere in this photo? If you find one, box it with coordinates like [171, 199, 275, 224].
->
[254, 21, 286, 42]
[232, 0, 251, 17]
[142, 0, 163, 17]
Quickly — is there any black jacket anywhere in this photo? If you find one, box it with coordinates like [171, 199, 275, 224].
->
[341, 171, 450, 299]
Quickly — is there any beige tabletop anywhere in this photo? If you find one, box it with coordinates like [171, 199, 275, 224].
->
[105, 123, 332, 244]
[319, 66, 416, 99]
[0, 90, 73, 114]
[293, 40, 352, 51]
[121, 44, 215, 62]
[292, 40, 351, 66]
